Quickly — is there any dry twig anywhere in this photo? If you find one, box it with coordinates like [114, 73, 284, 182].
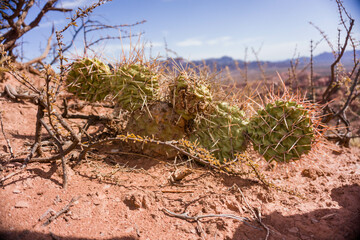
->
[162, 208, 258, 229]
[0, 111, 14, 158]
[42, 196, 81, 226]
[235, 184, 270, 240]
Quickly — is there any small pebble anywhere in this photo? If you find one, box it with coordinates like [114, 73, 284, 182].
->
[288, 227, 299, 233]
[12, 189, 21, 194]
[15, 201, 29, 208]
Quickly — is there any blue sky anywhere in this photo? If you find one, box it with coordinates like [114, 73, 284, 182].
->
[20, 0, 360, 62]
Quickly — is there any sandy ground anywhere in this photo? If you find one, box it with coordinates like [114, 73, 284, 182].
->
[0, 70, 360, 240]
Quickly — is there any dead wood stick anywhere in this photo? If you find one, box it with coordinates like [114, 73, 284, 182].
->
[161, 190, 194, 193]
[162, 208, 259, 229]
[40, 119, 68, 188]
[0, 111, 14, 158]
[236, 185, 270, 240]
[42, 196, 81, 227]
[52, 112, 80, 143]
[9, 140, 79, 163]
[34, 104, 45, 156]
[196, 220, 207, 240]
[77, 137, 222, 171]
[0, 142, 39, 185]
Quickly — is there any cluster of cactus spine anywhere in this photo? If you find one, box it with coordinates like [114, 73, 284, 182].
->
[190, 102, 248, 162]
[113, 64, 160, 112]
[246, 100, 314, 162]
[169, 73, 212, 120]
[66, 58, 111, 102]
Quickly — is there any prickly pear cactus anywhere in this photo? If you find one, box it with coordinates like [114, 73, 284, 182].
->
[189, 102, 248, 162]
[113, 64, 159, 112]
[169, 74, 212, 120]
[66, 58, 111, 102]
[124, 102, 187, 157]
[246, 100, 314, 162]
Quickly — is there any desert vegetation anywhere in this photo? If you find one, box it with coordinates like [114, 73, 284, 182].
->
[0, 1, 359, 240]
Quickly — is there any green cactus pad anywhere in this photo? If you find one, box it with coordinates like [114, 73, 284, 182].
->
[189, 102, 248, 162]
[170, 74, 212, 120]
[66, 58, 111, 102]
[247, 100, 314, 162]
[113, 64, 159, 112]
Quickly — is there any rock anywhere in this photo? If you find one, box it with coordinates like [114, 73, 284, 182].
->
[288, 227, 299, 233]
[301, 168, 317, 180]
[123, 191, 153, 210]
[124, 227, 134, 233]
[95, 192, 107, 200]
[15, 201, 29, 208]
[311, 218, 319, 224]
[12, 189, 21, 194]
[123, 193, 143, 210]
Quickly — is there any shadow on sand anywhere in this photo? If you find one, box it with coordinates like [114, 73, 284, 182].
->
[232, 184, 360, 240]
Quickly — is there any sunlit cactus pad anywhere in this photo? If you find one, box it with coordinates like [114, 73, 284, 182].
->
[247, 100, 314, 162]
[124, 102, 186, 157]
[113, 64, 159, 111]
[66, 58, 111, 102]
[189, 102, 248, 162]
[170, 73, 212, 120]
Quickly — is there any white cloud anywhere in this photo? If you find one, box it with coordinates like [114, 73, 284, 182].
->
[206, 36, 232, 45]
[176, 38, 203, 47]
[176, 36, 234, 48]
[61, 0, 97, 8]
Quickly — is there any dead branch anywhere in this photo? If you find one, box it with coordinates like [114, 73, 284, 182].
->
[0, 0, 72, 55]
[321, 19, 355, 103]
[0, 142, 39, 185]
[34, 103, 45, 156]
[49, 23, 84, 65]
[235, 184, 270, 240]
[40, 118, 68, 188]
[162, 208, 258, 229]
[310, 0, 359, 145]
[42, 196, 81, 226]
[76, 136, 223, 171]
[0, 111, 14, 158]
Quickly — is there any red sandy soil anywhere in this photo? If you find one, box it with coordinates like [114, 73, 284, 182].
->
[0, 70, 360, 240]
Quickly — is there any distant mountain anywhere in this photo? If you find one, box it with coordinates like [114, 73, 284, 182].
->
[169, 50, 360, 72]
